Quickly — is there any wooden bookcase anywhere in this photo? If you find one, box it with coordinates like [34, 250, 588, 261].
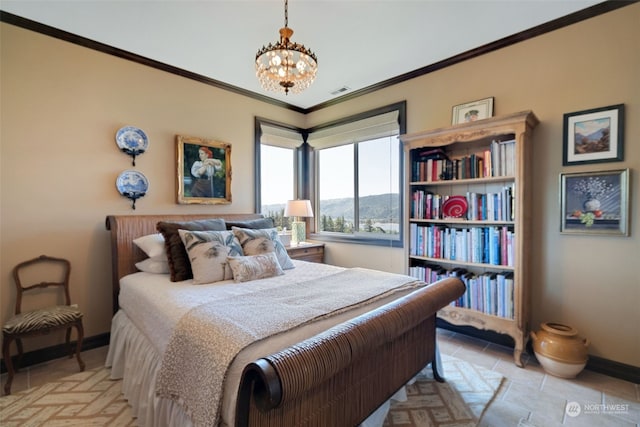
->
[400, 111, 538, 367]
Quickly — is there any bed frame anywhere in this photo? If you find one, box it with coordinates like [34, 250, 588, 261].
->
[105, 214, 465, 427]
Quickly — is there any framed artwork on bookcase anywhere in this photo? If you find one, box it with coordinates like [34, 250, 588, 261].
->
[560, 169, 629, 236]
[562, 104, 624, 166]
[451, 97, 494, 124]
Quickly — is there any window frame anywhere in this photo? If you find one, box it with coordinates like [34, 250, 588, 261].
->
[254, 116, 307, 209]
[254, 101, 406, 247]
[307, 102, 406, 247]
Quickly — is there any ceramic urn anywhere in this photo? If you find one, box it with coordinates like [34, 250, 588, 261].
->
[530, 322, 589, 378]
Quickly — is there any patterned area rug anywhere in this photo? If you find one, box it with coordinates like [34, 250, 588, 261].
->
[384, 354, 504, 427]
[0, 368, 134, 426]
[0, 355, 502, 426]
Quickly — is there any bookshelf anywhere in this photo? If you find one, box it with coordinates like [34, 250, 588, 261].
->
[400, 111, 538, 367]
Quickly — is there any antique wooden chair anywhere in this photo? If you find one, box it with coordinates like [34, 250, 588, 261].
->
[2, 255, 85, 395]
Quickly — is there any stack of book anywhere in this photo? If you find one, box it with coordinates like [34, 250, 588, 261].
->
[411, 187, 515, 221]
[411, 139, 516, 182]
[409, 224, 515, 266]
[408, 264, 514, 319]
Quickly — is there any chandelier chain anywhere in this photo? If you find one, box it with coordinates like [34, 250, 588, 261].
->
[284, 0, 288, 28]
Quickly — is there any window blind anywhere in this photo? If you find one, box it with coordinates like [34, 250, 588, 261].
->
[260, 123, 304, 149]
[306, 110, 399, 149]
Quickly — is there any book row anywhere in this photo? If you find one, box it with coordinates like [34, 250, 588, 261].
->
[408, 264, 514, 319]
[411, 139, 516, 182]
[409, 224, 515, 266]
[411, 187, 514, 221]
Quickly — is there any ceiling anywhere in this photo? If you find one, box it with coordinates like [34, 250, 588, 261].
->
[2, 1, 606, 111]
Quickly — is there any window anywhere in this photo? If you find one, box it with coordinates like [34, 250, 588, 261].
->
[254, 102, 405, 247]
[308, 102, 405, 246]
[317, 145, 354, 232]
[255, 119, 303, 230]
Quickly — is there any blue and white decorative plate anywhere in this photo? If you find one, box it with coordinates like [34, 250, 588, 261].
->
[116, 126, 148, 153]
[116, 170, 149, 196]
[116, 170, 149, 210]
[116, 126, 148, 166]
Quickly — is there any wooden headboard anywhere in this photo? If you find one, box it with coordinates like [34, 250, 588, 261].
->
[105, 213, 263, 314]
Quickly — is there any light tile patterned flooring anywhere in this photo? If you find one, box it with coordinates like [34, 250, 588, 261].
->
[2, 329, 638, 426]
[436, 329, 639, 427]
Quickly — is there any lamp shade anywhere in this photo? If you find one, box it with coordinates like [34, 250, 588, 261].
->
[284, 200, 314, 218]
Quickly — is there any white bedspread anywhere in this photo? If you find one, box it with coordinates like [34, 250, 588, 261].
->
[117, 260, 346, 356]
[107, 260, 425, 426]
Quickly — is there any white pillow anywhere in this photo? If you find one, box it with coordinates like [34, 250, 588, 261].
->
[227, 252, 284, 283]
[231, 227, 295, 270]
[133, 233, 167, 259]
[135, 256, 170, 274]
[178, 229, 244, 284]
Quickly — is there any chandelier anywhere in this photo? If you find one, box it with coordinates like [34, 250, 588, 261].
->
[255, 0, 318, 95]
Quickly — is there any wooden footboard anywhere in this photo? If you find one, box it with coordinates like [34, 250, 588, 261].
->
[236, 276, 465, 427]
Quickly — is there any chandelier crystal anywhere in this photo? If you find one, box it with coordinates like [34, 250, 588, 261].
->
[255, 0, 317, 95]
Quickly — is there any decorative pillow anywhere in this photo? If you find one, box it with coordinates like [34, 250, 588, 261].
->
[227, 252, 284, 283]
[178, 229, 244, 284]
[157, 219, 227, 282]
[135, 256, 170, 274]
[133, 233, 166, 259]
[224, 217, 274, 230]
[232, 227, 295, 270]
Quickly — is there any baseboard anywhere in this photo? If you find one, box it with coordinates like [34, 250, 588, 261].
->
[1, 333, 110, 374]
[437, 319, 639, 384]
[586, 354, 640, 384]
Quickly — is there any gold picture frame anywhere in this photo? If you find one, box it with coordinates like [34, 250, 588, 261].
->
[176, 135, 231, 205]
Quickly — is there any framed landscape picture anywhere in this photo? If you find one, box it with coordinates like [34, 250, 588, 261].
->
[176, 135, 232, 205]
[562, 104, 624, 166]
[560, 169, 629, 236]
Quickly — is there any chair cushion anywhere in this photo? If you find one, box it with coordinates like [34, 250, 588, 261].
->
[2, 305, 83, 335]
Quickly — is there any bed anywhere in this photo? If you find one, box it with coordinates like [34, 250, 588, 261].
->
[104, 213, 465, 427]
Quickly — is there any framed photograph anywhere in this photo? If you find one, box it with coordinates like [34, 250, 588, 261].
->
[560, 169, 629, 236]
[177, 135, 231, 205]
[562, 104, 624, 166]
[452, 97, 494, 124]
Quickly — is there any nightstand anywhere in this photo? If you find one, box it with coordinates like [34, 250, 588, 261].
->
[285, 243, 325, 263]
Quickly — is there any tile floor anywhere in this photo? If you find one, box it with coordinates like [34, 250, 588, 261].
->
[2, 329, 638, 426]
[437, 329, 639, 427]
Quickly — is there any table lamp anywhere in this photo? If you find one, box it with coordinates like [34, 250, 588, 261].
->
[284, 199, 314, 246]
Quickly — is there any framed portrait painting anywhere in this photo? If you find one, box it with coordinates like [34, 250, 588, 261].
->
[562, 104, 624, 166]
[176, 135, 231, 205]
[560, 169, 629, 236]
